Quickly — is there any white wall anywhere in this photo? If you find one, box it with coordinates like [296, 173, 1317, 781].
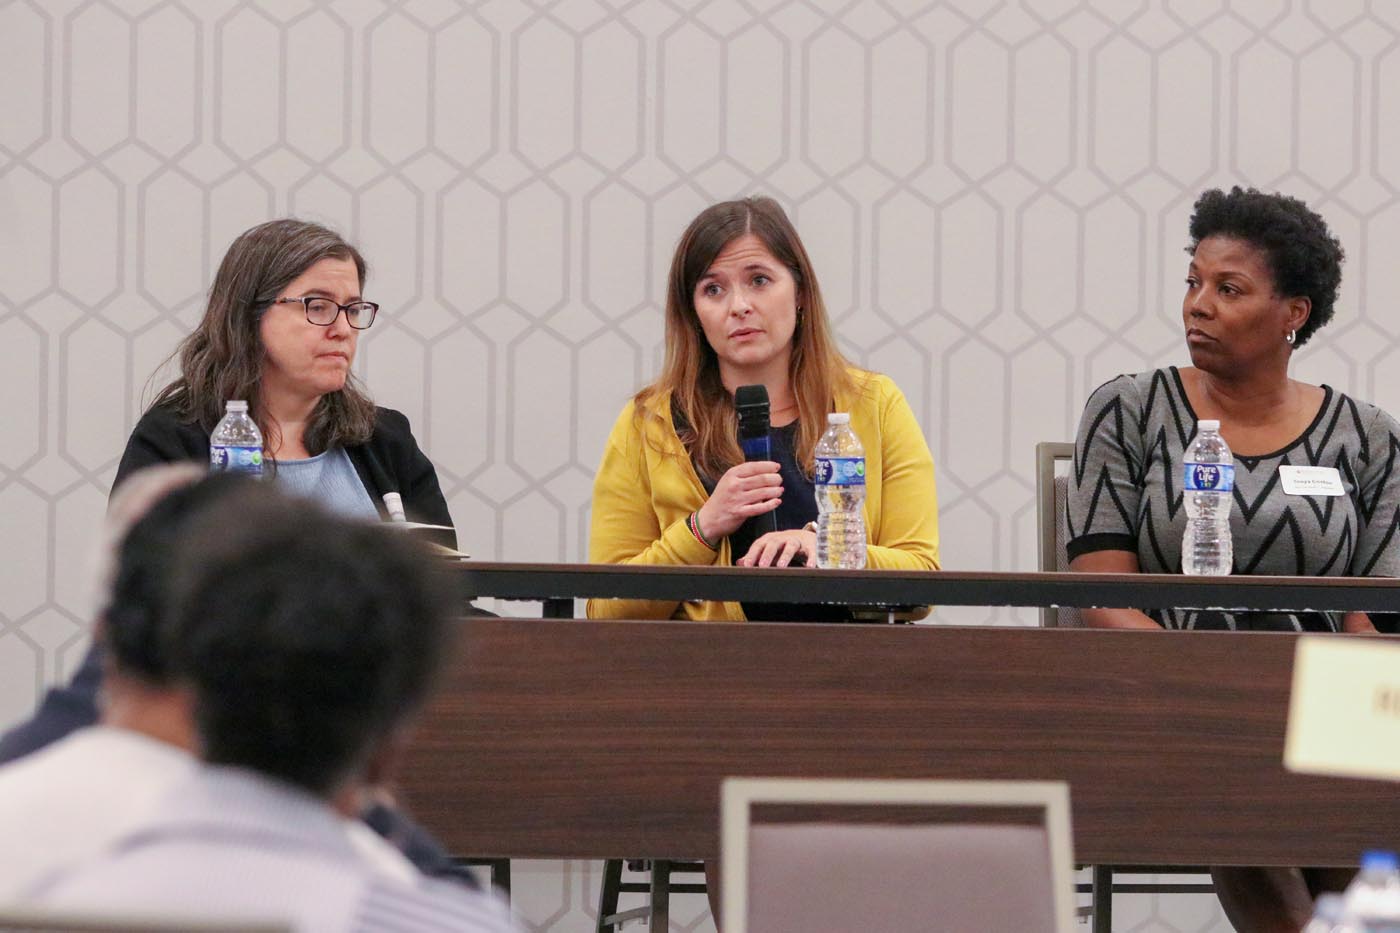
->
[8, 1, 1400, 928]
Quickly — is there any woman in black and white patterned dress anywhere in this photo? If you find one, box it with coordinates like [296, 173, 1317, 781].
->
[1068, 187, 1400, 633]
[1067, 186, 1400, 930]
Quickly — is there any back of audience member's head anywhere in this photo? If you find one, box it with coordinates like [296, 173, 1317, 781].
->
[165, 486, 454, 796]
[102, 470, 261, 686]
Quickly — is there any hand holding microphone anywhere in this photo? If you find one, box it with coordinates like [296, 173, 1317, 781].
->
[696, 461, 783, 541]
[694, 385, 782, 541]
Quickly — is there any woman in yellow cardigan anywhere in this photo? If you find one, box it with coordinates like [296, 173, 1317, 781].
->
[587, 196, 940, 621]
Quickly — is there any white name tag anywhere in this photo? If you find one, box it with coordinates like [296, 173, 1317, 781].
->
[1278, 465, 1345, 497]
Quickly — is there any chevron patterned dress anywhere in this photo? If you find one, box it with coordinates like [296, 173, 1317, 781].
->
[1067, 367, 1400, 631]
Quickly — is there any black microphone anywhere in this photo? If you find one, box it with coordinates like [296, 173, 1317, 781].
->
[735, 384, 778, 536]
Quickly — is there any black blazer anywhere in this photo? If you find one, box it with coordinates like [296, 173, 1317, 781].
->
[114, 404, 457, 547]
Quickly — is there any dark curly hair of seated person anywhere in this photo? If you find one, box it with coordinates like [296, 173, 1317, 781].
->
[1187, 186, 1344, 348]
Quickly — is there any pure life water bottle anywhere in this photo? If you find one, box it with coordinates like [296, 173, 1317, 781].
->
[210, 400, 264, 477]
[1341, 850, 1400, 932]
[1182, 419, 1233, 576]
[815, 412, 866, 569]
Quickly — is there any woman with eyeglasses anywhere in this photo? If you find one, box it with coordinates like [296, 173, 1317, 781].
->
[113, 218, 452, 531]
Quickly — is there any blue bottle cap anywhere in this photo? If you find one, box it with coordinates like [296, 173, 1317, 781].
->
[1361, 850, 1398, 870]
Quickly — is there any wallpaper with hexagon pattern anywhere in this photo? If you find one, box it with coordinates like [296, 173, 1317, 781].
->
[7, 0, 1400, 929]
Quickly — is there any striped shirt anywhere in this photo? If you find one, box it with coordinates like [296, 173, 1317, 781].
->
[33, 766, 515, 933]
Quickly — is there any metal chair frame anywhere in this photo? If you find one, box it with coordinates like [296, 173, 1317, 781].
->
[596, 858, 707, 932]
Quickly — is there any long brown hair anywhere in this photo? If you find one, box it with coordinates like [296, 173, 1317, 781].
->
[637, 196, 858, 480]
[149, 219, 376, 456]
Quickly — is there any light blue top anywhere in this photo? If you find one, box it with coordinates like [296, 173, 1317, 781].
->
[272, 447, 379, 520]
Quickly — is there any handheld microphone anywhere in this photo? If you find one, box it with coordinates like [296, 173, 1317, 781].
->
[735, 384, 778, 536]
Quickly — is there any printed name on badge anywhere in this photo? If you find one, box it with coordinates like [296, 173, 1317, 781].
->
[1278, 465, 1345, 497]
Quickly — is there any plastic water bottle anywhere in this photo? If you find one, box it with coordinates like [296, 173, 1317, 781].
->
[814, 412, 866, 569]
[1343, 851, 1400, 932]
[1306, 893, 1360, 932]
[209, 400, 264, 476]
[1182, 419, 1234, 575]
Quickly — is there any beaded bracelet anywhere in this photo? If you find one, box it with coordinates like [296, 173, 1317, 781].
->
[687, 510, 719, 551]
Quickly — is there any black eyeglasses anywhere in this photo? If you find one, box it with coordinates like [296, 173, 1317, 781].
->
[268, 296, 379, 330]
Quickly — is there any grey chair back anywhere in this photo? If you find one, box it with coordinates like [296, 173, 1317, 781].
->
[722, 778, 1077, 933]
[1035, 442, 1083, 628]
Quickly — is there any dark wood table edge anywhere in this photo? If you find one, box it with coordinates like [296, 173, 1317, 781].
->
[449, 561, 1400, 613]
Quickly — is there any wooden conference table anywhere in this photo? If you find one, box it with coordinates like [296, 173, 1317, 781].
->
[399, 564, 1400, 869]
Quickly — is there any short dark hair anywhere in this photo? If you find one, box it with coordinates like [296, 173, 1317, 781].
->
[1187, 186, 1344, 347]
[103, 473, 261, 684]
[166, 486, 453, 795]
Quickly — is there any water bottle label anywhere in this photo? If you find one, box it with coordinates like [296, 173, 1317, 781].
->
[816, 456, 865, 487]
[1183, 461, 1234, 491]
[211, 445, 263, 474]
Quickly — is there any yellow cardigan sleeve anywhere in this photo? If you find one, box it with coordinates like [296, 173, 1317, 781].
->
[863, 378, 941, 572]
[586, 403, 720, 619]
